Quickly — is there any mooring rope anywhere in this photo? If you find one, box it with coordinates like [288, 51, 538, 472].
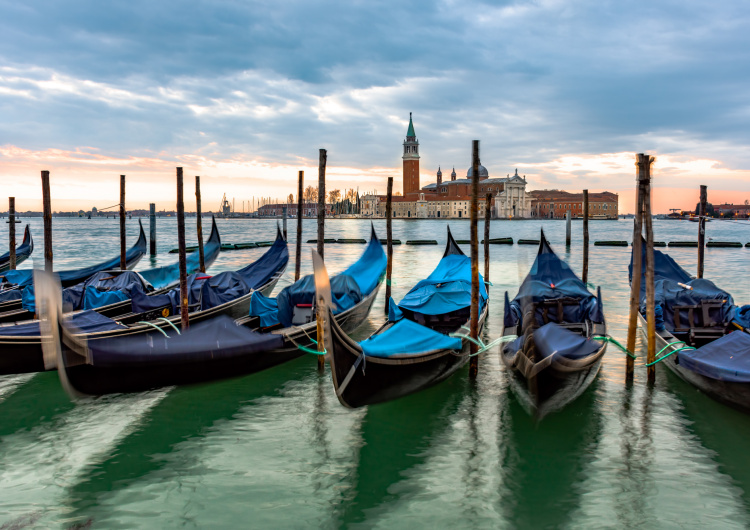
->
[136, 321, 169, 337]
[592, 335, 637, 359]
[158, 317, 181, 335]
[449, 333, 518, 356]
[645, 340, 696, 367]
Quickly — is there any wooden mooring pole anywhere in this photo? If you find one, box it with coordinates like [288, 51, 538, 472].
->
[295, 170, 303, 281]
[484, 193, 491, 284]
[565, 210, 571, 247]
[41, 170, 53, 272]
[195, 176, 205, 273]
[582, 190, 589, 284]
[698, 184, 707, 279]
[176, 168, 189, 331]
[384, 177, 393, 316]
[8, 197, 16, 270]
[625, 156, 646, 384]
[149, 203, 156, 255]
[120, 175, 126, 270]
[282, 205, 288, 241]
[317, 149, 327, 370]
[469, 140, 480, 379]
[642, 156, 656, 383]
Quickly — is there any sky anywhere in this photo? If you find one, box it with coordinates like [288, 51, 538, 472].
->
[1, 0, 749, 214]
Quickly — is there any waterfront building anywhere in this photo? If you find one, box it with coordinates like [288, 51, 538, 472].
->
[361, 114, 533, 219]
[257, 202, 332, 217]
[529, 190, 619, 219]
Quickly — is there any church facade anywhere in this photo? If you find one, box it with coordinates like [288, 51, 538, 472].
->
[361, 114, 533, 219]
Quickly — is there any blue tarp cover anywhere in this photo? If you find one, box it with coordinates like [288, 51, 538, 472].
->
[276, 274, 362, 328]
[678, 331, 750, 383]
[83, 286, 129, 310]
[23, 270, 152, 313]
[254, 233, 384, 328]
[360, 317, 462, 358]
[633, 246, 747, 331]
[0, 310, 126, 337]
[0, 289, 22, 303]
[87, 315, 284, 368]
[398, 254, 487, 316]
[139, 218, 221, 289]
[647, 277, 735, 332]
[250, 292, 279, 327]
[629, 239, 692, 295]
[506, 237, 602, 327]
[533, 322, 602, 360]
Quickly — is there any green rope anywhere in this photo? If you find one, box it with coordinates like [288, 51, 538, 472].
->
[136, 321, 169, 337]
[158, 317, 181, 335]
[296, 344, 326, 356]
[645, 340, 696, 367]
[592, 335, 636, 359]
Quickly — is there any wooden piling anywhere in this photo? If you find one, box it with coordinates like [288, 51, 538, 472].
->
[120, 175, 126, 270]
[317, 149, 327, 370]
[41, 170, 53, 272]
[643, 158, 656, 383]
[8, 197, 15, 270]
[625, 156, 646, 384]
[149, 203, 156, 255]
[384, 177, 393, 316]
[484, 193, 491, 284]
[295, 170, 303, 281]
[317, 149, 327, 261]
[469, 140, 480, 378]
[698, 184, 707, 278]
[565, 210, 571, 247]
[582, 190, 589, 285]
[176, 168, 189, 330]
[195, 176, 205, 273]
[282, 205, 288, 241]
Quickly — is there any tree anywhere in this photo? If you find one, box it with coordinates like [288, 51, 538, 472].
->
[288, 193, 294, 203]
[328, 189, 341, 204]
[694, 202, 715, 217]
[304, 186, 317, 203]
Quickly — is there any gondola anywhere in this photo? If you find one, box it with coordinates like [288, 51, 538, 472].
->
[0, 224, 33, 273]
[0, 220, 147, 314]
[630, 243, 750, 412]
[501, 230, 606, 418]
[0, 225, 288, 376]
[320, 226, 488, 408]
[0, 217, 221, 324]
[37, 226, 385, 395]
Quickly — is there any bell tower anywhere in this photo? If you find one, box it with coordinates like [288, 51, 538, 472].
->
[402, 112, 420, 196]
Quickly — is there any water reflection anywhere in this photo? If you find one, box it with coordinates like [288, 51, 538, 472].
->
[498, 379, 604, 528]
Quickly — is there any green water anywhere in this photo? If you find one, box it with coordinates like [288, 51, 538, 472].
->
[1, 217, 750, 528]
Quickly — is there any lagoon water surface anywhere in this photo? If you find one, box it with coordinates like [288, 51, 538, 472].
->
[1, 217, 749, 528]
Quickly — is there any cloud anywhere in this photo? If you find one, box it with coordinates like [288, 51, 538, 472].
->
[0, 0, 749, 210]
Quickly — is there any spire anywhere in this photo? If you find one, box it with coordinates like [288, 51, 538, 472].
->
[406, 112, 416, 138]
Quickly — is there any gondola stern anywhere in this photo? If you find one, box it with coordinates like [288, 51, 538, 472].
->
[444, 225, 465, 257]
[33, 269, 89, 400]
[370, 221, 379, 243]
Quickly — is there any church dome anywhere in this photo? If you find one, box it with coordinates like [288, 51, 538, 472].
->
[437, 166, 442, 177]
[466, 165, 489, 178]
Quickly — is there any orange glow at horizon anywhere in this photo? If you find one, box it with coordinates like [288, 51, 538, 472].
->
[1, 146, 749, 214]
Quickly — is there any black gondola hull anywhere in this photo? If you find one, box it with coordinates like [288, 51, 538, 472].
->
[638, 313, 750, 413]
[62, 282, 382, 394]
[0, 274, 282, 376]
[330, 304, 487, 408]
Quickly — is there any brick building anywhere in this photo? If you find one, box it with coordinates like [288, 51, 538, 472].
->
[361, 114, 533, 219]
[529, 190, 619, 219]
